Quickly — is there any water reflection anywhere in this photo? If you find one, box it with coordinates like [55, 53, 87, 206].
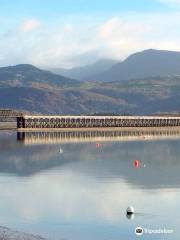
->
[17, 127, 180, 145]
[0, 130, 179, 189]
[126, 213, 135, 220]
[0, 130, 180, 239]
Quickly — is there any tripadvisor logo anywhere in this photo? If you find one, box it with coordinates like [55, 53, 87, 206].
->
[135, 227, 144, 236]
[135, 227, 174, 236]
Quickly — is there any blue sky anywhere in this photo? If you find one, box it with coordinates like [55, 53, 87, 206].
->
[0, 0, 180, 68]
[0, 0, 167, 17]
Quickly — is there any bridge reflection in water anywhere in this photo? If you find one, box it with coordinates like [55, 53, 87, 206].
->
[17, 127, 180, 145]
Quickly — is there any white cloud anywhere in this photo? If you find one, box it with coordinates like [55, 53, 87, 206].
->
[96, 14, 180, 60]
[1, 13, 180, 68]
[159, 0, 180, 4]
[20, 19, 41, 33]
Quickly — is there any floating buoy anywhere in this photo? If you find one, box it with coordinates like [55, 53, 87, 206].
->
[96, 142, 102, 148]
[126, 212, 135, 220]
[126, 206, 135, 215]
[59, 147, 63, 154]
[133, 160, 139, 169]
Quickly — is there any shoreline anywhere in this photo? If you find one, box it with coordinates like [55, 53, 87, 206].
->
[0, 122, 17, 130]
[0, 226, 47, 240]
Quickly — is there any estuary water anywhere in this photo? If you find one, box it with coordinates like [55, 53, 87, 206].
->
[0, 130, 180, 239]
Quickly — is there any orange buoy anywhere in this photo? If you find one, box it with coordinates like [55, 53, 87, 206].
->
[133, 160, 139, 169]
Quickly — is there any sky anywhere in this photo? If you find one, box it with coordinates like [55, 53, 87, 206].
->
[1, 0, 180, 68]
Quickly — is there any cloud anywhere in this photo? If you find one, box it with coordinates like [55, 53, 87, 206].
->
[1, 13, 180, 68]
[20, 19, 41, 33]
[97, 17, 151, 59]
[96, 14, 180, 60]
[158, 0, 180, 5]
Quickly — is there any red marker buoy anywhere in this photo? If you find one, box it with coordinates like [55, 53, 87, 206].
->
[96, 142, 102, 148]
[133, 160, 139, 169]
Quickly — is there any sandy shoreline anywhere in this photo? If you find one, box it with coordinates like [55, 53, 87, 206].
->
[0, 226, 47, 240]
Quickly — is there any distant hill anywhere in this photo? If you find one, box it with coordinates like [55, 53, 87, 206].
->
[88, 75, 180, 115]
[0, 64, 127, 114]
[0, 64, 80, 88]
[0, 75, 180, 115]
[50, 59, 118, 81]
[1, 54, 180, 115]
[0, 87, 128, 114]
[95, 49, 180, 82]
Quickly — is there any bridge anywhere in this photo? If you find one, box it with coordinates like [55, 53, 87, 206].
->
[0, 109, 24, 122]
[17, 115, 180, 129]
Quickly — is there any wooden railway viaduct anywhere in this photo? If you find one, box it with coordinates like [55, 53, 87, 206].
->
[17, 115, 180, 129]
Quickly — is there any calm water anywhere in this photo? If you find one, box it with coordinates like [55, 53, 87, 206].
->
[0, 130, 180, 239]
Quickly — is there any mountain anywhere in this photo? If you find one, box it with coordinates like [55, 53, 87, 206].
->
[0, 64, 80, 88]
[0, 64, 127, 114]
[50, 59, 118, 81]
[88, 75, 180, 115]
[1, 57, 180, 115]
[0, 87, 128, 114]
[0, 75, 180, 115]
[95, 49, 180, 82]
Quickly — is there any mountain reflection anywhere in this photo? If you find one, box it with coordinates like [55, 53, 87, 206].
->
[0, 130, 180, 189]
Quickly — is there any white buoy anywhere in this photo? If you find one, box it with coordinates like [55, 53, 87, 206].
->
[59, 147, 63, 154]
[126, 206, 135, 215]
[126, 213, 135, 220]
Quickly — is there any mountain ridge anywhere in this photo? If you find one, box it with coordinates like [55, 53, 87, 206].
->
[0, 64, 80, 88]
[50, 59, 119, 81]
[0, 50, 180, 115]
[94, 49, 180, 82]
